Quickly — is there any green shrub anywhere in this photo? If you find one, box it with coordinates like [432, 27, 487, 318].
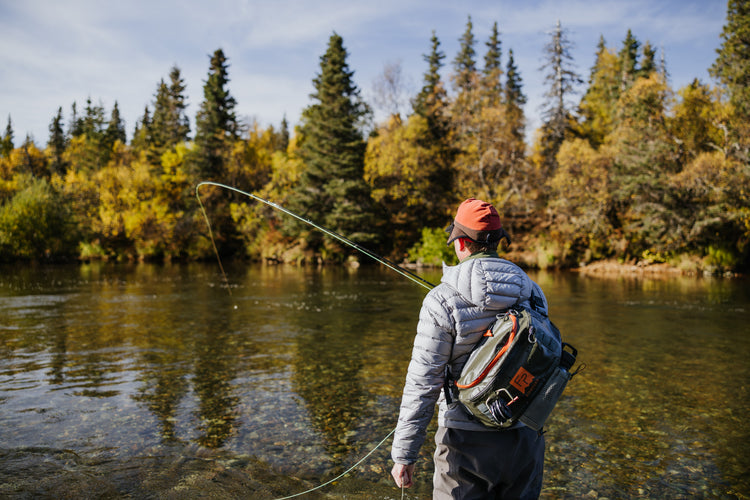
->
[407, 227, 457, 266]
[0, 177, 76, 260]
[705, 245, 739, 272]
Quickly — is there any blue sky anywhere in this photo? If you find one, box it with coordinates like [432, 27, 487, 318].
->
[0, 0, 727, 145]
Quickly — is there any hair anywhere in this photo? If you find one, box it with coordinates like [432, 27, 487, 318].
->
[464, 238, 500, 254]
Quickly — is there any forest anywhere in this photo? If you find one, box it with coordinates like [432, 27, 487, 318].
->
[1, 2, 748, 273]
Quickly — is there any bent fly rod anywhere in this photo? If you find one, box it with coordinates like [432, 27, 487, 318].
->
[195, 181, 436, 291]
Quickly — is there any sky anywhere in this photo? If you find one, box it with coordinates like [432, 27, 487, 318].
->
[0, 0, 728, 146]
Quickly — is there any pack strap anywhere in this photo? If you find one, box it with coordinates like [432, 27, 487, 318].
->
[529, 289, 546, 315]
[455, 313, 518, 389]
[443, 376, 455, 405]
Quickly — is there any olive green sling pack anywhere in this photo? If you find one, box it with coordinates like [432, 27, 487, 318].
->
[445, 295, 581, 431]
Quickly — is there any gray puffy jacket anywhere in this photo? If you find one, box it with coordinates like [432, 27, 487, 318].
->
[391, 254, 548, 465]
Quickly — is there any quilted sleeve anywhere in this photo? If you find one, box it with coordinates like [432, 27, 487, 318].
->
[391, 287, 455, 464]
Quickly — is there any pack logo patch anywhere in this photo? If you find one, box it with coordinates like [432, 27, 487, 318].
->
[510, 366, 534, 393]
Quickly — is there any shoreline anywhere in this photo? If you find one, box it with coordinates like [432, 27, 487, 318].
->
[571, 259, 742, 279]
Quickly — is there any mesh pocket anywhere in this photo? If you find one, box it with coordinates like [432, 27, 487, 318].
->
[519, 366, 571, 430]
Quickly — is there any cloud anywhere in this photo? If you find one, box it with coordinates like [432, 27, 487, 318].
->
[0, 0, 725, 143]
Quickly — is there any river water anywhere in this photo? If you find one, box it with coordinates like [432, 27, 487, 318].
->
[0, 262, 747, 499]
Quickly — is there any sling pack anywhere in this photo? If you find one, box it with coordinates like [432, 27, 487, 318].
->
[445, 300, 579, 431]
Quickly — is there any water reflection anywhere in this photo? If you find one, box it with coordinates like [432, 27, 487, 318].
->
[290, 270, 367, 464]
[0, 263, 748, 498]
[193, 319, 240, 449]
[532, 270, 750, 498]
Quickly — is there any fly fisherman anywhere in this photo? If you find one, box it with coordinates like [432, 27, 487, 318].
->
[390, 198, 548, 499]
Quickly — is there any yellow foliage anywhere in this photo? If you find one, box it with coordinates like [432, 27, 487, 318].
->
[5, 142, 48, 178]
[670, 151, 736, 203]
[365, 114, 436, 206]
[548, 138, 615, 259]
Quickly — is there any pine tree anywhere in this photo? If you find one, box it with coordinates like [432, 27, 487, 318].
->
[47, 107, 67, 175]
[481, 21, 503, 105]
[194, 49, 238, 179]
[1, 115, 13, 158]
[453, 16, 477, 94]
[291, 32, 375, 254]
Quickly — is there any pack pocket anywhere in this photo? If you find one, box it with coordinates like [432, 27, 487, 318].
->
[519, 365, 571, 431]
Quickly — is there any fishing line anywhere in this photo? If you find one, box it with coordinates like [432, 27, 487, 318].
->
[195, 183, 233, 295]
[195, 181, 429, 498]
[272, 428, 396, 500]
[195, 181, 436, 291]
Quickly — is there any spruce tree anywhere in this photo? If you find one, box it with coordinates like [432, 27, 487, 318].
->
[482, 21, 503, 105]
[504, 49, 527, 142]
[277, 115, 289, 152]
[578, 36, 620, 147]
[194, 49, 238, 179]
[640, 41, 657, 77]
[149, 66, 191, 164]
[47, 107, 67, 174]
[453, 16, 477, 93]
[1, 115, 13, 158]
[149, 79, 172, 161]
[710, 0, 750, 121]
[68, 102, 84, 138]
[81, 97, 106, 141]
[659, 45, 669, 81]
[291, 32, 375, 254]
[539, 19, 582, 169]
[414, 31, 445, 113]
[410, 31, 455, 220]
[168, 66, 191, 143]
[413, 31, 449, 140]
[103, 101, 127, 154]
[131, 106, 151, 152]
[618, 29, 640, 91]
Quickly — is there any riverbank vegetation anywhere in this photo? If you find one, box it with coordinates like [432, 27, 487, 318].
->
[1, 3, 748, 274]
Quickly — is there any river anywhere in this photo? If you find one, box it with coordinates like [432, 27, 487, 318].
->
[0, 262, 748, 499]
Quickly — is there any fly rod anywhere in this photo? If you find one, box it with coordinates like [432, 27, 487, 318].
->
[195, 181, 436, 291]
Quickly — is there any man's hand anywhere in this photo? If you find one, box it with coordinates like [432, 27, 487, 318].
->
[391, 463, 415, 488]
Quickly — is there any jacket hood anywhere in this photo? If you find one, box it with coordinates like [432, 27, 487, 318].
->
[441, 257, 533, 312]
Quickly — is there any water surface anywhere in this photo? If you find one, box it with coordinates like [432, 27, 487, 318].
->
[0, 262, 747, 499]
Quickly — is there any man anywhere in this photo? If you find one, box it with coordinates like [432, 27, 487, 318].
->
[390, 198, 547, 499]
